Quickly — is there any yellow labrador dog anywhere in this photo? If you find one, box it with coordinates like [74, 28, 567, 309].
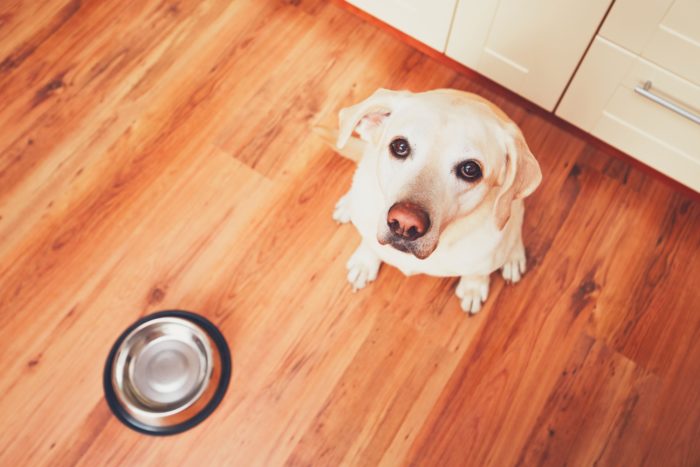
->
[330, 89, 542, 314]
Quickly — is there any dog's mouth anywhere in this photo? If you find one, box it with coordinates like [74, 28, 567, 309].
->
[378, 235, 437, 260]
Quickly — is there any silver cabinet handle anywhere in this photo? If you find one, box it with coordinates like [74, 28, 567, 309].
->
[634, 81, 700, 125]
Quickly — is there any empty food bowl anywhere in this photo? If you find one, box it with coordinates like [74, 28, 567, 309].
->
[103, 310, 231, 435]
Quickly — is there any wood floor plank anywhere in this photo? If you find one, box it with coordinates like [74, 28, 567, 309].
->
[0, 1, 698, 466]
[516, 334, 661, 466]
[0, 0, 243, 254]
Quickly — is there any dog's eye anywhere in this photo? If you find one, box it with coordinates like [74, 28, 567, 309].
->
[389, 138, 411, 159]
[457, 160, 482, 182]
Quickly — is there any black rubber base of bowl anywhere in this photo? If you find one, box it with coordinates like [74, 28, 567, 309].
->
[103, 310, 232, 436]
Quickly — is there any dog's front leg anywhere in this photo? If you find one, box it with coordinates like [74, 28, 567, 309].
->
[456, 275, 490, 314]
[333, 192, 352, 224]
[501, 237, 527, 283]
[346, 240, 382, 292]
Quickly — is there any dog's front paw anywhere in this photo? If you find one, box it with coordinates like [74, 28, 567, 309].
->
[501, 241, 527, 283]
[333, 194, 352, 224]
[456, 275, 490, 314]
[346, 243, 381, 292]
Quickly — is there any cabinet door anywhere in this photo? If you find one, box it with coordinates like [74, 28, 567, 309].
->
[347, 0, 458, 52]
[446, 0, 611, 110]
[601, 0, 700, 86]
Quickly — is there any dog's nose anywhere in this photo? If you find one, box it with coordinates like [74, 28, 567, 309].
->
[387, 202, 430, 241]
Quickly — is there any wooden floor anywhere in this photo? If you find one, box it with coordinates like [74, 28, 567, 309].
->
[1, 0, 699, 465]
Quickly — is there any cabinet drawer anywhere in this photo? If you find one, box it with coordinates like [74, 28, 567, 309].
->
[557, 37, 700, 191]
[601, 0, 700, 86]
[346, 0, 457, 52]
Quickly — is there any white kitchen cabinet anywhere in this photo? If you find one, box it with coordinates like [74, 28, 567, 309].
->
[557, 37, 700, 191]
[346, 0, 458, 52]
[557, 0, 700, 192]
[600, 0, 700, 86]
[346, 0, 610, 110]
[445, 0, 611, 110]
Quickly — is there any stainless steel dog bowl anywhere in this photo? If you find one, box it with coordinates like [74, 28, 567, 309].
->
[103, 310, 231, 435]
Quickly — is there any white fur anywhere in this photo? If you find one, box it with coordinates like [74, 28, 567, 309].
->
[331, 89, 541, 314]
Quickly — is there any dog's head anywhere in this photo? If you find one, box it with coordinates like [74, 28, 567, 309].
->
[337, 88, 541, 259]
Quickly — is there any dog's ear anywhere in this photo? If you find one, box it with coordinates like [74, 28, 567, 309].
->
[493, 124, 542, 230]
[336, 88, 404, 149]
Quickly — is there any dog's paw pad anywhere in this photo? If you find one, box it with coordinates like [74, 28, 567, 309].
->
[455, 276, 490, 315]
[346, 249, 380, 292]
[501, 245, 527, 284]
[333, 195, 352, 224]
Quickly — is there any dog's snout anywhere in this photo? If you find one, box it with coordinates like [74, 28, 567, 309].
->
[387, 202, 430, 241]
